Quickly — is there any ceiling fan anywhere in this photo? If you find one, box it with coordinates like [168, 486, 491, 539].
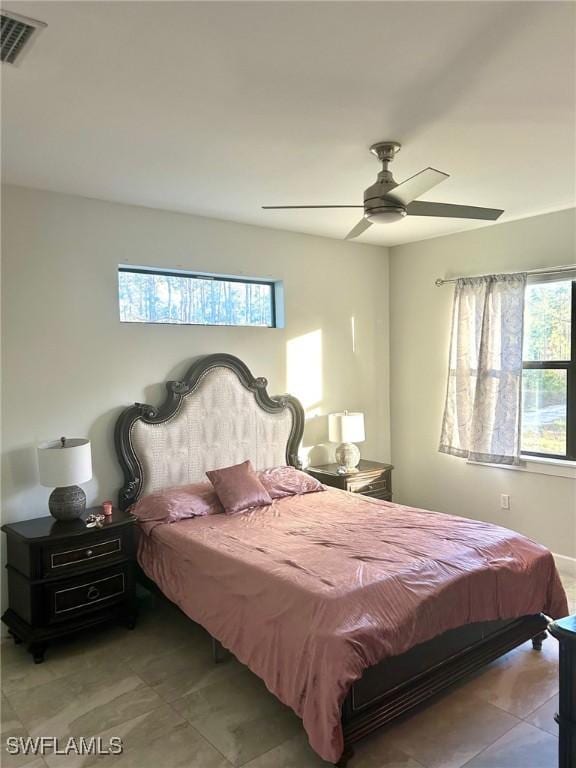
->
[262, 141, 504, 239]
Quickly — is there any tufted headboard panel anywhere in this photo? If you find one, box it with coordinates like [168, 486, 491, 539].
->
[115, 354, 304, 510]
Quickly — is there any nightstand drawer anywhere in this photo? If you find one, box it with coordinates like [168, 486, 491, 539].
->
[42, 530, 132, 578]
[49, 537, 122, 570]
[347, 476, 389, 494]
[50, 570, 126, 620]
[307, 461, 394, 502]
[363, 489, 392, 502]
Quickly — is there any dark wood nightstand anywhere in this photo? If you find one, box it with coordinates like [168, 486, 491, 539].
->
[1, 507, 137, 663]
[306, 460, 394, 500]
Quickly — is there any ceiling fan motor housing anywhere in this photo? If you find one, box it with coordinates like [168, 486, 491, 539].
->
[363, 175, 407, 222]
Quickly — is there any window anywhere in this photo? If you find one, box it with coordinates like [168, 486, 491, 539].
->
[521, 278, 575, 460]
[118, 267, 280, 328]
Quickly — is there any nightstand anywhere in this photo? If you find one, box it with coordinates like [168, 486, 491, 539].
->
[306, 460, 393, 500]
[1, 507, 137, 663]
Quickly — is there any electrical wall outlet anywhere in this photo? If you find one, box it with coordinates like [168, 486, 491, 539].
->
[500, 494, 510, 510]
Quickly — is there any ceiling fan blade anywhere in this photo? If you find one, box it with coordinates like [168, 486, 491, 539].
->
[387, 168, 449, 206]
[262, 205, 363, 210]
[407, 201, 504, 220]
[345, 217, 372, 240]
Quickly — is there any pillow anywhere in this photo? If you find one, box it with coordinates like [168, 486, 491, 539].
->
[258, 465, 325, 499]
[131, 481, 224, 524]
[206, 460, 272, 515]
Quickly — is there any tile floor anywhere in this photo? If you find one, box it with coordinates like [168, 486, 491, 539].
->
[2, 573, 575, 768]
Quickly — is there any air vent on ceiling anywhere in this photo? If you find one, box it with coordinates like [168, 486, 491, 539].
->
[1, 10, 46, 65]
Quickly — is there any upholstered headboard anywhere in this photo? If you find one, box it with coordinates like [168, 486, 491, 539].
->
[115, 354, 305, 510]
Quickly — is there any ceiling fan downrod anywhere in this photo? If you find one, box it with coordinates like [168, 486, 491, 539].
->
[369, 141, 401, 184]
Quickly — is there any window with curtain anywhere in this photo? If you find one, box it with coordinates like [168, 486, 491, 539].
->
[521, 278, 575, 460]
[439, 273, 527, 464]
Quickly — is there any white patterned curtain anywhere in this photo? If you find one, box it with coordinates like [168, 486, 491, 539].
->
[439, 273, 527, 464]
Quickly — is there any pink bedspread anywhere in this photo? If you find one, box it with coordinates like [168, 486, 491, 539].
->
[138, 489, 567, 763]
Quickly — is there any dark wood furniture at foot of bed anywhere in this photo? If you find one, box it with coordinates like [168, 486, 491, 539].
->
[549, 615, 576, 768]
[114, 352, 552, 766]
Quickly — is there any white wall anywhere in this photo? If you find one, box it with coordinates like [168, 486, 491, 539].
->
[1, 185, 390, 534]
[3, 183, 573, 582]
[390, 208, 576, 559]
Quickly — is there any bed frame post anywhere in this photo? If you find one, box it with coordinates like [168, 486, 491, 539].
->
[335, 746, 354, 767]
[211, 636, 227, 664]
[532, 630, 547, 651]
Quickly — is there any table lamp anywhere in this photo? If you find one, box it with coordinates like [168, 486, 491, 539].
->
[37, 437, 92, 521]
[328, 412, 365, 474]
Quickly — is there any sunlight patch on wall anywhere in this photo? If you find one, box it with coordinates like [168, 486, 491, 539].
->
[287, 329, 322, 418]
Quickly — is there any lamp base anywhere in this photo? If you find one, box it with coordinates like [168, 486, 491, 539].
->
[335, 443, 361, 475]
[48, 486, 86, 521]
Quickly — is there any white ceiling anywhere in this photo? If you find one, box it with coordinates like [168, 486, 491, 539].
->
[2, 1, 575, 246]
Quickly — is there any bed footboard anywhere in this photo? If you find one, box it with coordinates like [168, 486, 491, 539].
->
[341, 613, 548, 750]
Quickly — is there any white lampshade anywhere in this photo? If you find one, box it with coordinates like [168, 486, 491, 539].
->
[37, 438, 92, 488]
[328, 412, 365, 444]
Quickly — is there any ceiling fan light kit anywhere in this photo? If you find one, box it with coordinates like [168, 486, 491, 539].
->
[262, 140, 504, 239]
[365, 207, 406, 224]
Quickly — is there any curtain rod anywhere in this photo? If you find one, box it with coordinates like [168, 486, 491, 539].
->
[435, 264, 576, 286]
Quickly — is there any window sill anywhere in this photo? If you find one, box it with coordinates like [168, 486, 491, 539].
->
[467, 455, 576, 479]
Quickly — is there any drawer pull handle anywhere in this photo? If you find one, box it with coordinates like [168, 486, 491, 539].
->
[85, 550, 93, 557]
[87, 586, 100, 601]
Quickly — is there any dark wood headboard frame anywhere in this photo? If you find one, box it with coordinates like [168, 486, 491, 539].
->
[114, 353, 305, 511]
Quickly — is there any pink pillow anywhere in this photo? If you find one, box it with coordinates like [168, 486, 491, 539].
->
[131, 481, 224, 524]
[259, 466, 325, 499]
[206, 460, 272, 515]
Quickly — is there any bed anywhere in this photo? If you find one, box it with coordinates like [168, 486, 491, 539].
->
[114, 353, 567, 766]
